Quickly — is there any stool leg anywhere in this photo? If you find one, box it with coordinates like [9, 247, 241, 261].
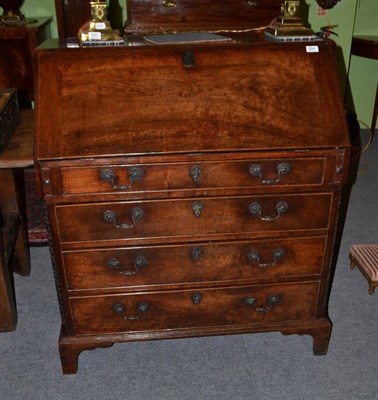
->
[0, 169, 30, 276]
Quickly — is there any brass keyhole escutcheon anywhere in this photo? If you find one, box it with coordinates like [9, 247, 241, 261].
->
[182, 51, 195, 68]
[162, 0, 177, 8]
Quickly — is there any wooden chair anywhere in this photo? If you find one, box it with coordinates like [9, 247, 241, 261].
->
[350, 244, 378, 295]
[0, 110, 33, 331]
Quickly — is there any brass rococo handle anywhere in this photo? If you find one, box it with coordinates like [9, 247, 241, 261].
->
[244, 293, 282, 313]
[100, 166, 144, 190]
[107, 255, 148, 275]
[103, 207, 144, 229]
[248, 248, 285, 268]
[249, 162, 292, 185]
[249, 201, 288, 221]
[112, 302, 150, 320]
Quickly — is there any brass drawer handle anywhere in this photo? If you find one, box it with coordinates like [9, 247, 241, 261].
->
[249, 162, 292, 185]
[190, 165, 203, 183]
[249, 201, 288, 221]
[190, 246, 204, 262]
[245, 0, 257, 7]
[103, 207, 144, 229]
[162, 0, 177, 7]
[244, 294, 281, 313]
[112, 302, 150, 320]
[100, 166, 144, 190]
[107, 255, 148, 275]
[248, 248, 285, 268]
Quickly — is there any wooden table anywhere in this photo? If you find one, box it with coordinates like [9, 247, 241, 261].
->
[0, 109, 33, 331]
[351, 35, 378, 137]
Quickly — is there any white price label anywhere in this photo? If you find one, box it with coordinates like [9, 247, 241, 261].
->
[95, 22, 106, 30]
[306, 45, 319, 53]
[88, 31, 102, 40]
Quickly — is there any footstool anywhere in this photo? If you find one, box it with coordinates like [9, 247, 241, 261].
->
[350, 244, 378, 295]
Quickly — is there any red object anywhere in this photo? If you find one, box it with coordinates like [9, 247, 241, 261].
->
[317, 0, 340, 9]
[0, 0, 24, 15]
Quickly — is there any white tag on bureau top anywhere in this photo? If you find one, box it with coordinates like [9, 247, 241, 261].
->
[306, 45, 319, 53]
[95, 22, 106, 30]
[88, 31, 102, 40]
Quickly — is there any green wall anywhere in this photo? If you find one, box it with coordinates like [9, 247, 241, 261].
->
[22, 0, 58, 38]
[346, 0, 378, 127]
[306, 0, 357, 96]
[19, 1, 377, 125]
[21, 0, 127, 39]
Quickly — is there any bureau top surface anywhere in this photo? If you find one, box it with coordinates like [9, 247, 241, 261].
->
[35, 35, 349, 161]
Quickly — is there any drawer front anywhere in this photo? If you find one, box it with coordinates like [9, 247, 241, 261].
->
[60, 158, 325, 195]
[55, 194, 332, 243]
[63, 237, 326, 290]
[70, 282, 320, 334]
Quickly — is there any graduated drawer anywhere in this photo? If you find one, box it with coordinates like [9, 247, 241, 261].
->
[55, 193, 332, 244]
[63, 237, 326, 290]
[59, 158, 325, 195]
[69, 281, 320, 334]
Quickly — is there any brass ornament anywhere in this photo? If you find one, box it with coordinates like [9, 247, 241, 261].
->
[265, 0, 317, 41]
[79, 0, 122, 43]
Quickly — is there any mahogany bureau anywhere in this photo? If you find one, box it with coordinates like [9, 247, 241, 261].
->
[34, 3, 350, 374]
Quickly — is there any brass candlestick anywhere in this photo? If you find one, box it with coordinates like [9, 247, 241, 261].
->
[265, 1, 316, 41]
[80, 0, 121, 43]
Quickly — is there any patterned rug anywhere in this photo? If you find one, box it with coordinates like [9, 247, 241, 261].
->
[24, 168, 48, 245]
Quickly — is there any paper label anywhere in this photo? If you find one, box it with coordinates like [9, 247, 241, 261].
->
[89, 31, 102, 40]
[317, 6, 327, 17]
[306, 45, 319, 53]
[95, 22, 106, 30]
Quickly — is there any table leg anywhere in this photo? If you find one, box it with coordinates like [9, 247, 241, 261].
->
[0, 169, 30, 276]
[0, 211, 17, 331]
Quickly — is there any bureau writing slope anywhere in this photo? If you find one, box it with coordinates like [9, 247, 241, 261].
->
[34, 3, 350, 374]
